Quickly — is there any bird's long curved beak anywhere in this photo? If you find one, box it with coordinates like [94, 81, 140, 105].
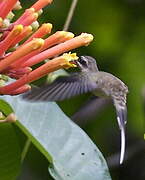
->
[75, 60, 83, 69]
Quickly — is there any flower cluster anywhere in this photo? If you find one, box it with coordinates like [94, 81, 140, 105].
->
[0, 0, 93, 95]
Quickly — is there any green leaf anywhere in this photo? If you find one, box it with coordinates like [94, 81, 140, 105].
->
[0, 99, 13, 115]
[0, 99, 21, 180]
[2, 95, 111, 180]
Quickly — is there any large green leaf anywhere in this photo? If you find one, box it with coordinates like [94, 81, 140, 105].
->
[0, 99, 21, 180]
[1, 95, 111, 180]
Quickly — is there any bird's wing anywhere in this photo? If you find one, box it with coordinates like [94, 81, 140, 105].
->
[113, 99, 127, 164]
[22, 73, 98, 101]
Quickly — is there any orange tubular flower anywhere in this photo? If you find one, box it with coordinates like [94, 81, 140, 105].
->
[19, 33, 93, 68]
[0, 0, 94, 96]
[10, 31, 74, 69]
[9, 85, 31, 95]
[0, 53, 78, 95]
[20, 12, 39, 27]
[10, 26, 33, 47]
[0, 38, 44, 72]
[0, 0, 18, 19]
[31, 0, 53, 11]
[0, 25, 23, 56]
[14, 8, 35, 25]
[23, 23, 52, 44]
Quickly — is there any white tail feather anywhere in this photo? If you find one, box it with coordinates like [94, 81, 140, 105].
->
[120, 126, 125, 164]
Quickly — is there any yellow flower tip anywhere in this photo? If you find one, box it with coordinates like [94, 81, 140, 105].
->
[27, 67, 33, 72]
[65, 62, 77, 68]
[62, 53, 78, 68]
[26, 25, 33, 32]
[32, 38, 45, 50]
[0, 17, 3, 24]
[7, 11, 15, 21]
[25, 84, 32, 91]
[56, 31, 74, 40]
[43, 23, 53, 29]
[37, 9, 43, 16]
[13, 1, 22, 10]
[80, 33, 94, 46]
[31, 21, 39, 30]
[28, 8, 35, 13]
[13, 25, 24, 35]
[33, 12, 39, 19]
[5, 113, 17, 123]
[22, 26, 32, 36]
[57, 31, 69, 37]
[62, 52, 78, 61]
[46, 0, 53, 3]
[42, 23, 53, 31]
[65, 32, 74, 39]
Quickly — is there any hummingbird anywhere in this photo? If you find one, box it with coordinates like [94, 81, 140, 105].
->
[23, 56, 129, 164]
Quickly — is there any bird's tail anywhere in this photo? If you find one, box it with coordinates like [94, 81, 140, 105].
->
[119, 122, 125, 164]
[116, 106, 127, 164]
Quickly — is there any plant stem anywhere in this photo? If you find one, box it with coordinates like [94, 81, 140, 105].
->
[21, 138, 31, 163]
[63, 0, 79, 31]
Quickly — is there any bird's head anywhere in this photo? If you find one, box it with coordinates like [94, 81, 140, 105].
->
[76, 56, 99, 72]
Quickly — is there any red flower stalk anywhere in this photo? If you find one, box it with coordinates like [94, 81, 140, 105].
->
[31, 0, 53, 11]
[42, 31, 75, 49]
[0, 0, 94, 96]
[0, 25, 23, 56]
[14, 8, 38, 26]
[0, 38, 44, 72]
[9, 23, 52, 50]
[19, 33, 93, 68]
[0, 0, 18, 19]
[14, 8, 35, 25]
[24, 23, 52, 44]
[8, 85, 31, 95]
[19, 12, 38, 27]
[10, 26, 33, 47]
[10, 31, 74, 69]
[6, 67, 32, 79]
[0, 53, 78, 95]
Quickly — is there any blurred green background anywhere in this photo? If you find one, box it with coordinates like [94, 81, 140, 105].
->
[18, 0, 145, 179]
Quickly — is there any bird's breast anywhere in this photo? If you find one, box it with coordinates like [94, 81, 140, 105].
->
[92, 88, 108, 97]
[86, 71, 128, 98]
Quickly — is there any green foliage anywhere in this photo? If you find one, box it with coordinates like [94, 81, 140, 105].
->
[0, 100, 21, 180]
[0, 0, 145, 179]
[0, 96, 111, 180]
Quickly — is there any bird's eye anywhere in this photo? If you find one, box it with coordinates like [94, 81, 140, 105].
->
[79, 59, 88, 65]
